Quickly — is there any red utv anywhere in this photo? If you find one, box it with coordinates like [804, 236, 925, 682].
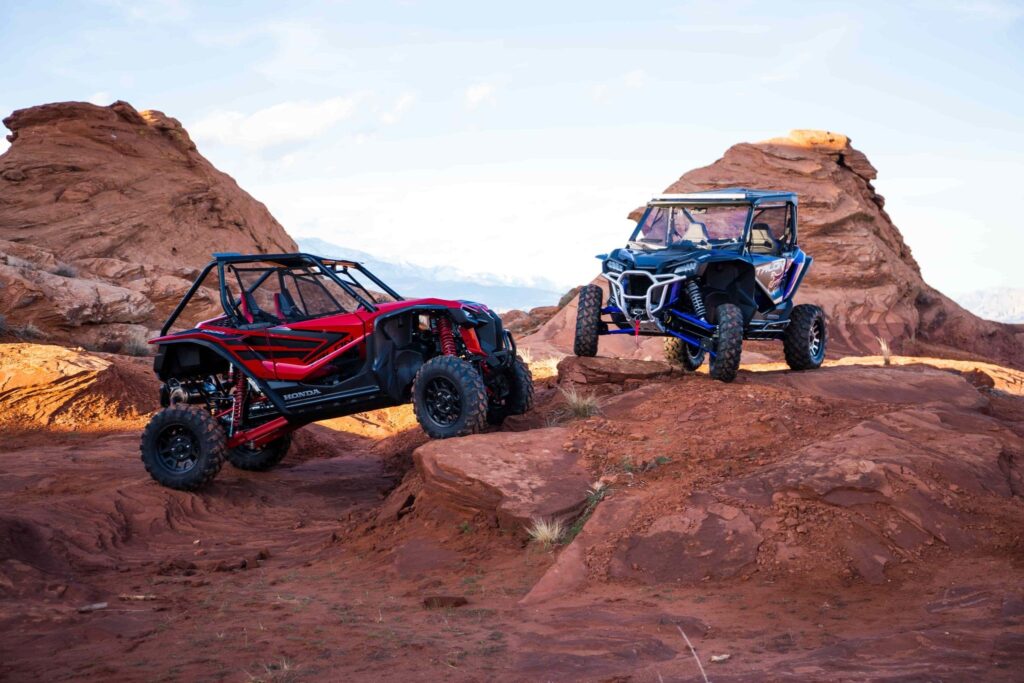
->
[140, 252, 533, 490]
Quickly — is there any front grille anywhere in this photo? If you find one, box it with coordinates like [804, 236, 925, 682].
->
[622, 273, 654, 298]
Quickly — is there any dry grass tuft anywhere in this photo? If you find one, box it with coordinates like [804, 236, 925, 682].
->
[245, 657, 298, 683]
[876, 336, 892, 366]
[559, 385, 600, 419]
[526, 518, 564, 547]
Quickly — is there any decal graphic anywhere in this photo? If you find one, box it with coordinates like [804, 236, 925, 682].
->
[755, 258, 790, 301]
[284, 388, 323, 401]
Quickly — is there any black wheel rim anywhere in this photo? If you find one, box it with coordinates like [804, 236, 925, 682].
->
[809, 317, 825, 362]
[155, 424, 200, 474]
[424, 377, 462, 426]
[687, 345, 703, 363]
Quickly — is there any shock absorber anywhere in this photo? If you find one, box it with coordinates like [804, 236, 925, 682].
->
[436, 316, 457, 356]
[230, 370, 246, 436]
[686, 281, 707, 320]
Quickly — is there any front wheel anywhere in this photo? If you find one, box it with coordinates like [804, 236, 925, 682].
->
[140, 406, 226, 490]
[664, 337, 705, 371]
[413, 355, 489, 439]
[573, 285, 603, 357]
[227, 435, 292, 471]
[487, 355, 535, 425]
[783, 304, 827, 370]
[708, 303, 743, 383]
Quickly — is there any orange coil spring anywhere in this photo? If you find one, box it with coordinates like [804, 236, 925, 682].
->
[437, 316, 457, 356]
[231, 371, 246, 432]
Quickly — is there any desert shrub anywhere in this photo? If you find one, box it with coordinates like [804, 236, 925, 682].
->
[557, 286, 583, 310]
[4, 255, 36, 270]
[122, 334, 152, 357]
[562, 483, 609, 544]
[16, 322, 45, 340]
[52, 262, 78, 278]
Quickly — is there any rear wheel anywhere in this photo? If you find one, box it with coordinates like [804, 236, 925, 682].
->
[708, 303, 743, 383]
[413, 355, 488, 439]
[140, 406, 225, 490]
[783, 304, 827, 370]
[227, 435, 292, 471]
[573, 285, 603, 357]
[487, 356, 535, 425]
[664, 337, 705, 371]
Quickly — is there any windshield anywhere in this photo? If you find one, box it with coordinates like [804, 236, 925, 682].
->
[631, 204, 750, 249]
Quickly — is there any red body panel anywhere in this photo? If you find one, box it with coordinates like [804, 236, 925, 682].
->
[150, 297, 467, 382]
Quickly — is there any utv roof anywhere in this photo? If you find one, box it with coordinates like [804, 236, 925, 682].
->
[211, 252, 363, 268]
[650, 188, 797, 205]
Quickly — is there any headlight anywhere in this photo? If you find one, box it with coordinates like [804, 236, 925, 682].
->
[606, 259, 627, 273]
[673, 260, 698, 276]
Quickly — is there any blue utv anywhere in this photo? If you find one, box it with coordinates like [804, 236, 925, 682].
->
[574, 189, 827, 382]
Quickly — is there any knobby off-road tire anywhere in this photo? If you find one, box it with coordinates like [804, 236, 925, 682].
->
[573, 284, 603, 357]
[227, 435, 292, 471]
[783, 304, 827, 371]
[487, 355, 535, 426]
[140, 406, 226, 491]
[708, 303, 743, 383]
[664, 337, 706, 371]
[413, 355, 489, 439]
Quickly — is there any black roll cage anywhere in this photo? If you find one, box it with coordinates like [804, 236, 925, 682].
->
[635, 190, 800, 253]
[160, 253, 404, 336]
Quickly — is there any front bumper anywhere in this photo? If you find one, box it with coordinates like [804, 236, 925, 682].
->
[602, 270, 692, 325]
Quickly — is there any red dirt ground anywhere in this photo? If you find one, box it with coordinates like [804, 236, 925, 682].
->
[1, 352, 1023, 681]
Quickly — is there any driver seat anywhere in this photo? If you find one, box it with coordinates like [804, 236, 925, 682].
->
[274, 290, 301, 321]
[675, 221, 709, 243]
[238, 291, 256, 323]
[749, 223, 781, 255]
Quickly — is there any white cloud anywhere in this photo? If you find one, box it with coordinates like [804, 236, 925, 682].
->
[465, 82, 497, 109]
[88, 91, 112, 105]
[380, 93, 416, 125]
[191, 96, 362, 151]
[193, 22, 352, 85]
[675, 24, 772, 34]
[759, 26, 848, 82]
[98, 0, 189, 23]
[945, 0, 1024, 21]
[591, 69, 650, 101]
[622, 69, 649, 89]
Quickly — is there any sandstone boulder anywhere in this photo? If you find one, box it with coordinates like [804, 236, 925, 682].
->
[556, 356, 674, 386]
[0, 343, 157, 430]
[413, 427, 593, 533]
[751, 364, 988, 410]
[721, 403, 1022, 583]
[610, 495, 762, 584]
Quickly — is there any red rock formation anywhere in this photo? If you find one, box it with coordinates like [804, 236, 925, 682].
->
[523, 130, 1024, 369]
[647, 130, 1024, 366]
[0, 342, 156, 431]
[0, 100, 296, 348]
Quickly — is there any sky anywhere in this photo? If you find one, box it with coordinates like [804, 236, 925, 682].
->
[1, 0, 1022, 297]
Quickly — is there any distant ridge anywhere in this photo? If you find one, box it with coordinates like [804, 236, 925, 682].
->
[952, 288, 1024, 324]
[297, 237, 562, 312]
